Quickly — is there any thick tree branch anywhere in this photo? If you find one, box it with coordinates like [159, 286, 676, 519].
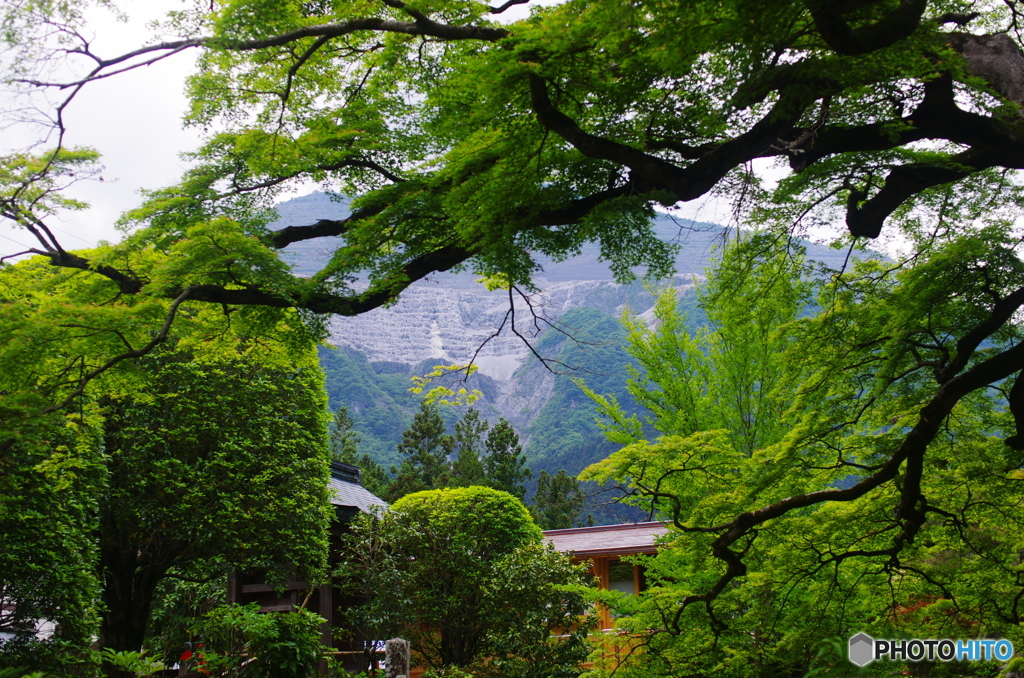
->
[680, 90, 810, 197]
[528, 74, 687, 193]
[31, 180, 641, 321]
[268, 204, 385, 249]
[846, 148, 998, 238]
[175, 243, 472, 315]
[808, 0, 928, 56]
[643, 138, 721, 160]
[777, 120, 925, 172]
[934, 12, 980, 27]
[947, 32, 1024, 106]
[1005, 372, 1024, 451]
[936, 286, 1024, 383]
[44, 251, 145, 294]
[664, 318, 1024, 620]
[488, 0, 530, 13]
[530, 73, 810, 201]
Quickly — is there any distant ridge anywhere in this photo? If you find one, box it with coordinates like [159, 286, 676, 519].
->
[272, 191, 856, 282]
[273, 191, 872, 506]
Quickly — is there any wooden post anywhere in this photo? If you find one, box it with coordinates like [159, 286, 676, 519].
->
[385, 638, 410, 678]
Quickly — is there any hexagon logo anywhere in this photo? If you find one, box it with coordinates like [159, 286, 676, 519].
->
[848, 632, 875, 667]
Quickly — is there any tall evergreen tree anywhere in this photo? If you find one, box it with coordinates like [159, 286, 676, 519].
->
[483, 418, 530, 501]
[451, 408, 488, 487]
[387, 400, 454, 502]
[328, 406, 360, 462]
[329, 405, 391, 499]
[531, 470, 585, 530]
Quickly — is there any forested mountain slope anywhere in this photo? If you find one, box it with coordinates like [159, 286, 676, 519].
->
[275, 192, 855, 476]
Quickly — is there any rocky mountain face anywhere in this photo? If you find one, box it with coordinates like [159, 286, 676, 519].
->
[276, 193, 720, 378]
[274, 192, 855, 484]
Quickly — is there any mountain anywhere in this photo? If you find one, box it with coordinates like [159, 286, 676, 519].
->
[273, 192, 857, 511]
[276, 192, 851, 376]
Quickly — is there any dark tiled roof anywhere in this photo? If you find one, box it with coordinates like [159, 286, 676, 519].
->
[328, 476, 388, 513]
[543, 522, 669, 557]
[328, 461, 388, 514]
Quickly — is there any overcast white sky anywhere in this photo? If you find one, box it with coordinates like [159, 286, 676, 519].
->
[0, 0, 738, 260]
[1, 2, 203, 258]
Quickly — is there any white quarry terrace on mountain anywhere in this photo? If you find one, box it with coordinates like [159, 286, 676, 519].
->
[326, 277, 667, 381]
[274, 192, 854, 381]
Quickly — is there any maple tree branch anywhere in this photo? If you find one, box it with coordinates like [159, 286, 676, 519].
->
[808, 0, 928, 56]
[38, 288, 192, 416]
[656, 299, 1024, 623]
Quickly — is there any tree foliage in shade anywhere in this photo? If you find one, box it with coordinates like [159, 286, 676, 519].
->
[189, 603, 326, 678]
[484, 417, 531, 501]
[0, 412, 104, 673]
[96, 345, 332, 671]
[145, 576, 225, 673]
[0, 255, 331, 676]
[451, 407, 488, 487]
[332, 509, 408, 675]
[582, 233, 1024, 677]
[6, 1, 1024, 415]
[340, 487, 593, 674]
[531, 470, 586, 530]
[329, 405, 391, 498]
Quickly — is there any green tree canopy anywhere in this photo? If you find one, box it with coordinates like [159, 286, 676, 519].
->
[386, 400, 455, 501]
[4, 0, 1024, 415]
[582, 233, 1024, 677]
[97, 344, 331, 664]
[0, 411, 104, 673]
[531, 469, 586, 530]
[0, 254, 333, 676]
[328, 405, 360, 462]
[352, 486, 592, 673]
[483, 417, 530, 500]
[451, 408, 488, 487]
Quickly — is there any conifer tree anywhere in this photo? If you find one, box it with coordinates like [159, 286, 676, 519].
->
[451, 408, 488, 487]
[328, 406, 359, 462]
[531, 470, 585, 530]
[483, 418, 530, 501]
[329, 406, 391, 499]
[387, 400, 454, 501]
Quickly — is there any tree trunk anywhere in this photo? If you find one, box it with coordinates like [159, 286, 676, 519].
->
[98, 537, 171, 678]
[439, 623, 484, 668]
